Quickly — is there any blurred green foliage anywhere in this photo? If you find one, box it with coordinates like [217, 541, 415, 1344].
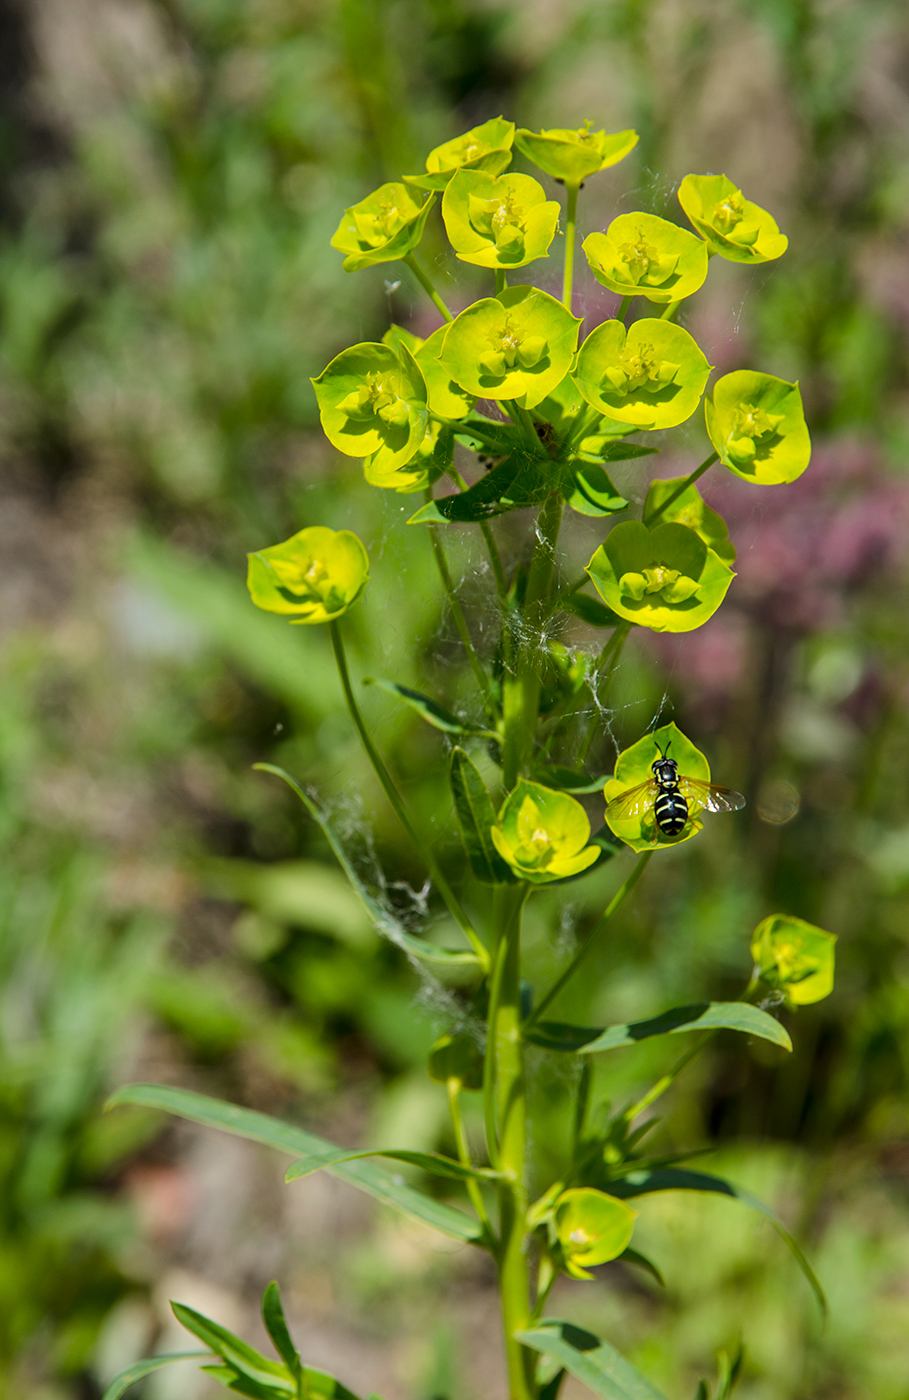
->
[0, 0, 908, 1397]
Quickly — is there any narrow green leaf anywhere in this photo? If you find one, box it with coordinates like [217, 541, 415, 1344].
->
[171, 1302, 293, 1391]
[526, 1003, 790, 1054]
[517, 1321, 667, 1400]
[715, 1343, 745, 1400]
[254, 764, 480, 966]
[107, 1084, 484, 1244]
[101, 1354, 210, 1400]
[201, 1362, 288, 1399]
[533, 766, 611, 795]
[285, 1148, 502, 1184]
[449, 747, 515, 884]
[299, 1367, 363, 1400]
[409, 457, 522, 523]
[619, 1246, 664, 1287]
[608, 1169, 826, 1315]
[579, 1003, 791, 1054]
[364, 678, 490, 737]
[539, 1369, 567, 1400]
[262, 1283, 301, 1377]
[455, 414, 520, 454]
[586, 442, 659, 463]
[692, 1382, 709, 1400]
[559, 593, 623, 628]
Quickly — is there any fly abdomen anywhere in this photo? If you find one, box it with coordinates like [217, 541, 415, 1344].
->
[655, 788, 688, 836]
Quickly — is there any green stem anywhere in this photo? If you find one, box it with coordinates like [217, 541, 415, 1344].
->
[431, 411, 504, 455]
[490, 884, 535, 1400]
[447, 1078, 494, 1241]
[502, 494, 564, 787]
[496, 268, 508, 295]
[505, 399, 542, 454]
[481, 521, 509, 604]
[659, 298, 681, 321]
[526, 851, 653, 1026]
[425, 499, 490, 698]
[405, 253, 454, 323]
[645, 452, 719, 525]
[328, 621, 489, 969]
[562, 182, 579, 310]
[617, 295, 633, 323]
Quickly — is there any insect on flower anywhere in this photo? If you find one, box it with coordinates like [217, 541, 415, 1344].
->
[605, 738, 745, 842]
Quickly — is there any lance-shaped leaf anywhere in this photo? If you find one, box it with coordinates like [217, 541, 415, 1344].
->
[254, 763, 482, 967]
[454, 413, 521, 454]
[643, 478, 735, 564]
[442, 170, 560, 269]
[523, 1002, 791, 1053]
[517, 1321, 667, 1400]
[574, 318, 711, 430]
[102, 1354, 211, 1400]
[533, 767, 613, 796]
[558, 592, 623, 628]
[575, 439, 657, 466]
[705, 370, 810, 485]
[171, 1303, 295, 1395]
[583, 214, 708, 304]
[450, 747, 516, 884]
[363, 678, 492, 737]
[607, 1168, 826, 1316]
[285, 1148, 502, 1185]
[107, 1084, 484, 1244]
[409, 455, 554, 524]
[438, 285, 582, 410]
[262, 1283, 301, 1378]
[405, 116, 515, 191]
[678, 174, 787, 264]
[514, 123, 639, 184]
[312, 341, 428, 481]
[331, 183, 435, 271]
[587, 522, 734, 636]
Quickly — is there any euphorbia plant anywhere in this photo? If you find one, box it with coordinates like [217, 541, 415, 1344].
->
[106, 120, 834, 1400]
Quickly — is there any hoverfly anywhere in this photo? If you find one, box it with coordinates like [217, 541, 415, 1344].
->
[605, 739, 745, 843]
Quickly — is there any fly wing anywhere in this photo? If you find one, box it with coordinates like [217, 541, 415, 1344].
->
[605, 778, 659, 821]
[678, 776, 746, 816]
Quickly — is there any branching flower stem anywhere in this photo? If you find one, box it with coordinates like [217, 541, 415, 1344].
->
[328, 620, 489, 969]
[562, 182, 579, 310]
[525, 851, 654, 1027]
[447, 1078, 495, 1241]
[404, 253, 454, 322]
[424, 499, 491, 698]
[646, 451, 720, 524]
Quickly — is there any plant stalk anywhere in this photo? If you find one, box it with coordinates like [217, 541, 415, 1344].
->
[424, 501, 490, 698]
[405, 253, 454, 322]
[645, 451, 720, 525]
[447, 1078, 494, 1240]
[328, 621, 489, 969]
[526, 851, 653, 1026]
[562, 182, 579, 310]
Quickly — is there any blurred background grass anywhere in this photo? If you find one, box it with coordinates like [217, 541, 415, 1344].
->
[1, 0, 908, 1396]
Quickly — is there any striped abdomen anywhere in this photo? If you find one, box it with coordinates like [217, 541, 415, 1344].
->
[655, 786, 688, 836]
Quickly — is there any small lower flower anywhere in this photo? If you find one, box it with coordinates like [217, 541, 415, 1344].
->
[490, 780, 599, 884]
[552, 1188, 637, 1279]
[246, 526, 369, 624]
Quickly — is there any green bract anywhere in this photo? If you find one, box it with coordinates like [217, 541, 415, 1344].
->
[330, 182, 435, 272]
[643, 478, 736, 563]
[751, 914, 836, 1006]
[573, 318, 711, 429]
[490, 780, 599, 884]
[247, 526, 369, 625]
[384, 324, 475, 420]
[604, 722, 709, 851]
[405, 117, 515, 191]
[553, 1188, 637, 1280]
[438, 285, 582, 410]
[514, 122, 638, 185]
[706, 370, 810, 484]
[442, 170, 560, 269]
[312, 342, 428, 486]
[582, 213, 708, 304]
[678, 173, 788, 264]
[588, 520, 734, 634]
